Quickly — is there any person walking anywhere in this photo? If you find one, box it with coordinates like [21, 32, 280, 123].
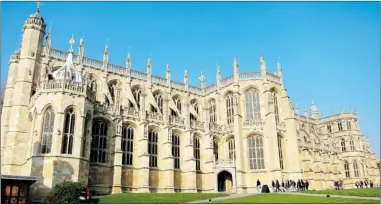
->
[256, 179, 261, 193]
[276, 179, 280, 192]
[271, 180, 275, 192]
[305, 180, 309, 191]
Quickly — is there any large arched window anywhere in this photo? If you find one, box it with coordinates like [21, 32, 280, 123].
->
[122, 126, 134, 165]
[148, 130, 158, 168]
[344, 161, 350, 178]
[61, 107, 75, 154]
[248, 136, 265, 169]
[41, 107, 55, 154]
[90, 120, 108, 163]
[81, 113, 91, 157]
[213, 136, 218, 161]
[350, 140, 355, 151]
[172, 133, 180, 169]
[341, 139, 346, 152]
[228, 138, 235, 160]
[273, 92, 280, 124]
[353, 161, 359, 177]
[173, 97, 182, 114]
[245, 89, 261, 121]
[194, 137, 201, 171]
[277, 135, 284, 170]
[208, 100, 217, 124]
[154, 93, 163, 113]
[226, 93, 234, 125]
[132, 86, 142, 109]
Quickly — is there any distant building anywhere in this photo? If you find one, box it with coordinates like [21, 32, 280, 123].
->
[1, 4, 379, 199]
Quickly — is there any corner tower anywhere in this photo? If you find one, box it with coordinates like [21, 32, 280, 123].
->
[1, 4, 46, 175]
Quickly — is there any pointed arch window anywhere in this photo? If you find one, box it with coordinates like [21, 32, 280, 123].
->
[248, 135, 265, 170]
[154, 93, 163, 113]
[90, 120, 108, 163]
[226, 93, 234, 124]
[174, 97, 182, 114]
[228, 138, 235, 160]
[271, 91, 280, 124]
[41, 107, 55, 154]
[341, 139, 346, 152]
[61, 107, 75, 154]
[338, 122, 343, 131]
[81, 113, 91, 157]
[245, 89, 261, 121]
[148, 130, 158, 168]
[194, 137, 201, 171]
[209, 100, 217, 124]
[353, 161, 359, 177]
[344, 161, 350, 178]
[213, 137, 218, 161]
[172, 133, 180, 169]
[327, 125, 332, 133]
[132, 87, 141, 109]
[346, 121, 351, 130]
[350, 139, 355, 151]
[277, 135, 284, 170]
[122, 126, 134, 165]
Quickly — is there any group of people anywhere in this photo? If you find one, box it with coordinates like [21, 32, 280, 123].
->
[256, 179, 310, 193]
[355, 180, 374, 188]
[333, 180, 344, 190]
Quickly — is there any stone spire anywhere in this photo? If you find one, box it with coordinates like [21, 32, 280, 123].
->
[103, 42, 108, 69]
[277, 57, 282, 76]
[147, 57, 152, 75]
[310, 100, 319, 119]
[199, 71, 206, 90]
[260, 56, 266, 77]
[126, 52, 131, 69]
[304, 105, 308, 117]
[166, 64, 171, 87]
[216, 62, 221, 88]
[184, 69, 189, 90]
[78, 37, 84, 65]
[44, 24, 52, 54]
[295, 104, 299, 114]
[69, 34, 75, 53]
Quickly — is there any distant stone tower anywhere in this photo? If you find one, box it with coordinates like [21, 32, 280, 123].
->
[1, 4, 46, 175]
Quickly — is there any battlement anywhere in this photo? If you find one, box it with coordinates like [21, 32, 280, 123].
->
[49, 48, 281, 96]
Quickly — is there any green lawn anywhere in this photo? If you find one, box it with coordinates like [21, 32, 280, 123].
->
[96, 193, 227, 203]
[212, 194, 379, 203]
[300, 188, 380, 198]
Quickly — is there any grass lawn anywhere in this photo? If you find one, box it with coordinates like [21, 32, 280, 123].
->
[212, 194, 379, 203]
[96, 193, 228, 203]
[300, 188, 380, 198]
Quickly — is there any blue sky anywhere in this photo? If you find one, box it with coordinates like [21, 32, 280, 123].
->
[2, 2, 380, 157]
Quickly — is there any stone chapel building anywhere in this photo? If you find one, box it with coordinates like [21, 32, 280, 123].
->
[1, 5, 380, 198]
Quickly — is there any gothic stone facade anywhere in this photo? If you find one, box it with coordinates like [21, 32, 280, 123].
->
[1, 8, 380, 198]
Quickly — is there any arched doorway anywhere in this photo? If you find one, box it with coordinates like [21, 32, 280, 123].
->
[217, 171, 233, 192]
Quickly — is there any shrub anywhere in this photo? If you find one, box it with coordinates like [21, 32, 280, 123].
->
[44, 181, 83, 204]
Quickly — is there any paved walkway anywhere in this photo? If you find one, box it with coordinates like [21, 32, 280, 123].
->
[186, 193, 258, 203]
[187, 192, 380, 203]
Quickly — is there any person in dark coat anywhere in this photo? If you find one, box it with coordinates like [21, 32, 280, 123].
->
[281, 180, 285, 192]
[275, 179, 280, 192]
[305, 180, 309, 191]
[297, 180, 301, 191]
[271, 180, 275, 192]
[256, 179, 261, 192]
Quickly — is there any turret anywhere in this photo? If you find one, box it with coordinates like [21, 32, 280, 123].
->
[277, 58, 283, 84]
[125, 52, 131, 76]
[2, 3, 46, 174]
[166, 64, 171, 87]
[146, 57, 152, 88]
